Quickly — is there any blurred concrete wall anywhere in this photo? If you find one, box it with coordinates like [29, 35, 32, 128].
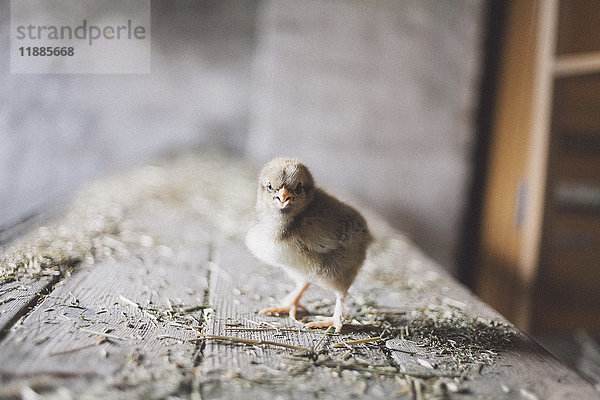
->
[247, 0, 483, 272]
[0, 0, 256, 227]
[1, 0, 484, 273]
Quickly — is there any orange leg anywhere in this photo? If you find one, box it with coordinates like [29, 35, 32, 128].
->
[261, 282, 310, 321]
[305, 292, 345, 332]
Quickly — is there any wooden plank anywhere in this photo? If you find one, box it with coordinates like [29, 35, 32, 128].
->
[555, 51, 600, 76]
[0, 151, 597, 399]
[200, 233, 600, 399]
[386, 339, 441, 377]
[358, 229, 600, 399]
[476, 0, 558, 330]
[468, 336, 600, 399]
[201, 239, 399, 399]
[0, 151, 254, 398]
[0, 203, 71, 338]
[0, 244, 209, 398]
[0, 276, 59, 339]
[193, 201, 598, 400]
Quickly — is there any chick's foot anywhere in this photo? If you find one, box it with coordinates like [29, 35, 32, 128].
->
[305, 316, 343, 333]
[260, 303, 307, 321]
[260, 282, 310, 321]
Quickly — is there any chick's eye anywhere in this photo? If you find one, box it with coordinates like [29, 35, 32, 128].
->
[266, 182, 273, 191]
[294, 182, 303, 194]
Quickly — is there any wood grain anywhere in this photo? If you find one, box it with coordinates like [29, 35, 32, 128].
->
[0, 151, 597, 399]
[0, 276, 59, 341]
[0, 244, 209, 398]
[200, 238, 398, 399]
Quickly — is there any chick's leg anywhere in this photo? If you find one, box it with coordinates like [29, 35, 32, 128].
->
[305, 292, 346, 332]
[260, 282, 310, 321]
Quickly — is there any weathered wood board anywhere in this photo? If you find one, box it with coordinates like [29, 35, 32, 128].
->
[0, 244, 209, 398]
[200, 239, 398, 399]
[356, 233, 600, 399]
[0, 256, 206, 374]
[0, 276, 59, 340]
[0, 151, 597, 399]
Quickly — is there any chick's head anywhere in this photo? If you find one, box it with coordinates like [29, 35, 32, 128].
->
[257, 157, 315, 216]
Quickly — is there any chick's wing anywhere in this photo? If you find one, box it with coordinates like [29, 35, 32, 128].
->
[296, 191, 368, 254]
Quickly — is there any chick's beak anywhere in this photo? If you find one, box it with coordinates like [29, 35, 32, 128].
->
[275, 187, 293, 209]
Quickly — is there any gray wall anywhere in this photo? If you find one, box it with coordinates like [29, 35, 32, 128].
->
[1, 0, 484, 273]
[247, 0, 483, 271]
[1, 0, 257, 226]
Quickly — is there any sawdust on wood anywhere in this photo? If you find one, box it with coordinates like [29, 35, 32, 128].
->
[0, 150, 522, 400]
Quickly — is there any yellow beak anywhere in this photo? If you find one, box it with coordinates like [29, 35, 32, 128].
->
[275, 187, 293, 209]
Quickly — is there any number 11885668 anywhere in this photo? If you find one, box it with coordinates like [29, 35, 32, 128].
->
[19, 47, 75, 56]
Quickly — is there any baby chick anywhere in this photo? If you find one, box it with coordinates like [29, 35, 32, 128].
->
[245, 157, 372, 332]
